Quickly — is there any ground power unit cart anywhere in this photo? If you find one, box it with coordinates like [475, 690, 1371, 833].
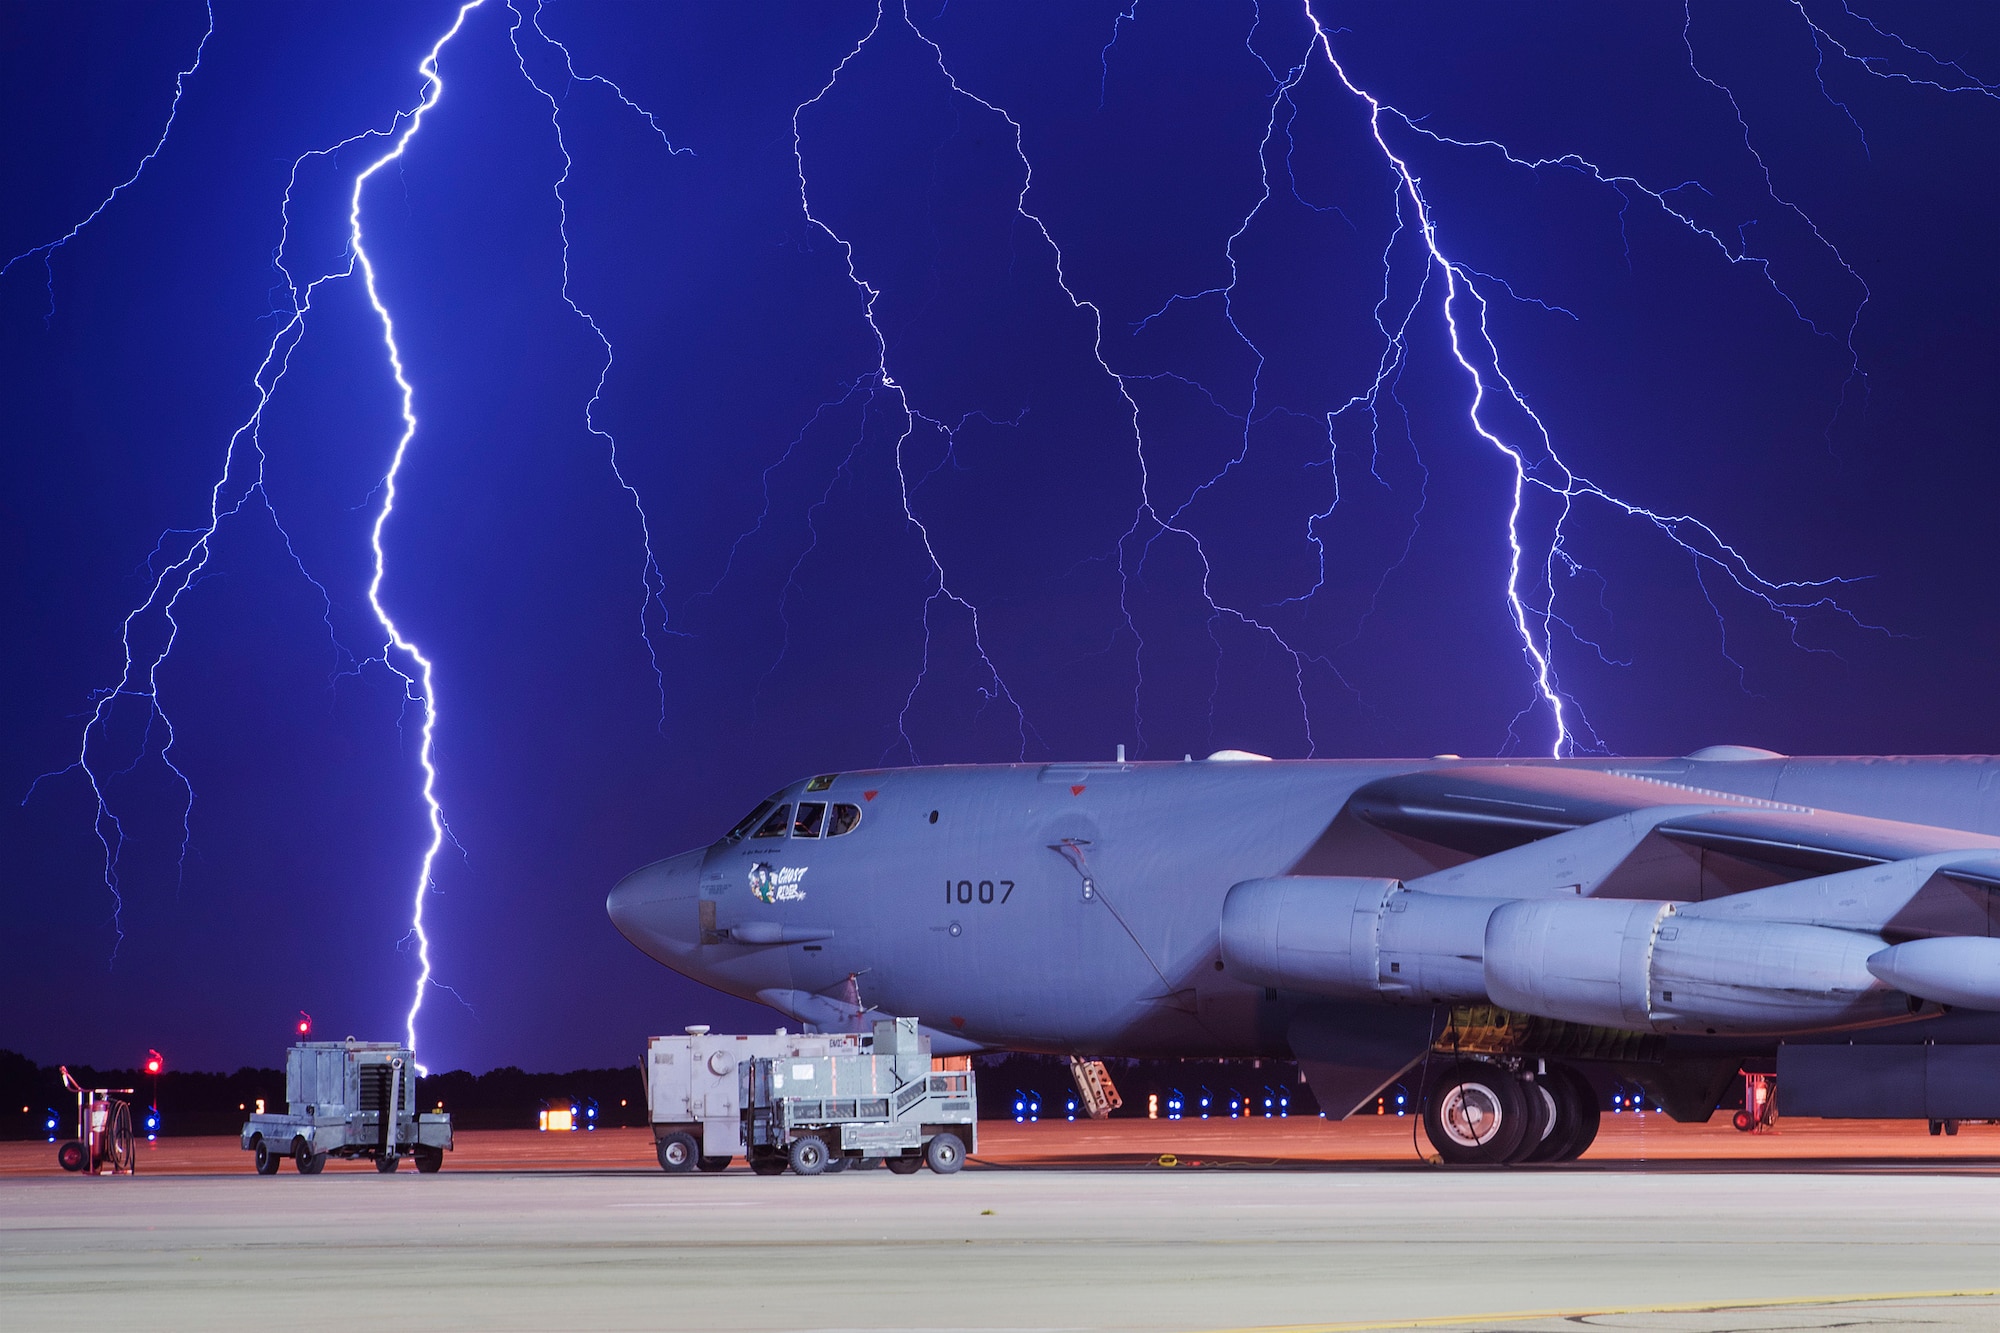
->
[646, 1018, 976, 1176]
[240, 1040, 452, 1174]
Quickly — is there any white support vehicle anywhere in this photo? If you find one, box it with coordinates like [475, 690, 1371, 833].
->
[646, 1018, 976, 1175]
[240, 1040, 452, 1174]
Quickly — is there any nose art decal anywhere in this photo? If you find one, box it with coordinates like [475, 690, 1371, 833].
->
[749, 862, 809, 903]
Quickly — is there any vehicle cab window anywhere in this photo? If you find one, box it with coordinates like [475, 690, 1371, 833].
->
[828, 803, 862, 837]
[749, 804, 793, 840]
[792, 802, 826, 838]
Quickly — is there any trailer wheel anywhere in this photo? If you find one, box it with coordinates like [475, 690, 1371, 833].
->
[788, 1134, 830, 1176]
[696, 1155, 731, 1172]
[57, 1141, 86, 1173]
[293, 1139, 325, 1174]
[656, 1132, 699, 1173]
[413, 1146, 444, 1174]
[924, 1132, 965, 1174]
[253, 1140, 281, 1175]
[748, 1153, 788, 1176]
[885, 1154, 923, 1175]
[376, 1154, 400, 1173]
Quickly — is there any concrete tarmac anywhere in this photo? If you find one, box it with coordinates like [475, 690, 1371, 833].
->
[6, 1160, 2000, 1332]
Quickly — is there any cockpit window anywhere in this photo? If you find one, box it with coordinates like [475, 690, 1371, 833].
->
[749, 804, 793, 839]
[828, 803, 862, 837]
[725, 799, 778, 844]
[792, 802, 826, 838]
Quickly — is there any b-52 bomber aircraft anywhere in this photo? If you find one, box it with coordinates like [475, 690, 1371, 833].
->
[608, 747, 2000, 1163]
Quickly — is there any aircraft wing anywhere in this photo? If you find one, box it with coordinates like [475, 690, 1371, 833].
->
[1345, 764, 2000, 885]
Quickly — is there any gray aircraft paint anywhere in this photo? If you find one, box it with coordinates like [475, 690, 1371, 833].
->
[607, 753, 2000, 1106]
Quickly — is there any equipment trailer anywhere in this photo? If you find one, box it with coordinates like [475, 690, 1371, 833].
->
[647, 1017, 975, 1175]
[240, 1040, 452, 1174]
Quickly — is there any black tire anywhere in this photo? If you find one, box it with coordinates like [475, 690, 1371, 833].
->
[788, 1134, 830, 1176]
[885, 1153, 923, 1174]
[1555, 1065, 1601, 1161]
[57, 1140, 87, 1173]
[253, 1140, 281, 1175]
[376, 1154, 400, 1173]
[824, 1154, 849, 1173]
[1524, 1064, 1593, 1163]
[1517, 1075, 1564, 1163]
[1732, 1109, 1755, 1133]
[294, 1138, 325, 1174]
[749, 1153, 788, 1176]
[696, 1155, 731, 1173]
[1423, 1060, 1529, 1165]
[413, 1146, 444, 1174]
[924, 1131, 966, 1174]
[656, 1131, 699, 1174]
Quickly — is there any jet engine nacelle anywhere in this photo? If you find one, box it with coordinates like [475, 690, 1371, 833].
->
[1483, 898, 1910, 1035]
[1218, 876, 1502, 1004]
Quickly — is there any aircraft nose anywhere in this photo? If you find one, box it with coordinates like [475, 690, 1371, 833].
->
[607, 849, 704, 962]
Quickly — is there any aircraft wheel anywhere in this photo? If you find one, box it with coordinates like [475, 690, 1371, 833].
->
[924, 1132, 966, 1174]
[376, 1154, 400, 1173]
[1554, 1066, 1601, 1161]
[57, 1141, 87, 1173]
[885, 1153, 923, 1174]
[696, 1155, 731, 1172]
[656, 1131, 699, 1174]
[253, 1139, 282, 1175]
[1423, 1061, 1529, 1165]
[413, 1146, 444, 1173]
[788, 1134, 830, 1176]
[1517, 1075, 1564, 1162]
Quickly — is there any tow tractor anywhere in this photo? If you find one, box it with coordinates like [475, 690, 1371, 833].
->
[239, 1040, 453, 1174]
[55, 1068, 137, 1175]
[646, 1017, 976, 1175]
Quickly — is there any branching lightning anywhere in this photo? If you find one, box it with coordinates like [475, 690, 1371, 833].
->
[792, 6, 1033, 764]
[21, 0, 1993, 1055]
[0, 2, 215, 321]
[507, 0, 694, 730]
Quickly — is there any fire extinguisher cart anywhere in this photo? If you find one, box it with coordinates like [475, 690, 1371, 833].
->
[56, 1068, 137, 1175]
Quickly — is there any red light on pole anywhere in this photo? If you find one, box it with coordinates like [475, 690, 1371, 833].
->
[296, 1011, 312, 1037]
[144, 1050, 163, 1077]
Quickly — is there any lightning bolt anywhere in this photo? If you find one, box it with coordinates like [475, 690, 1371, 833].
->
[0, 3, 214, 322]
[345, 0, 491, 1069]
[506, 0, 693, 731]
[21, 3, 488, 1064]
[1101, 0, 1896, 757]
[1793, 1, 2000, 106]
[792, 5, 1033, 765]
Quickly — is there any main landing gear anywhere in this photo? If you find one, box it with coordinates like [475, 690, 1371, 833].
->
[1421, 1059, 1600, 1165]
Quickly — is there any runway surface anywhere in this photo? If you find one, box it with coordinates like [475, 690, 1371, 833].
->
[6, 1160, 2000, 1332]
[6, 1119, 2000, 1331]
